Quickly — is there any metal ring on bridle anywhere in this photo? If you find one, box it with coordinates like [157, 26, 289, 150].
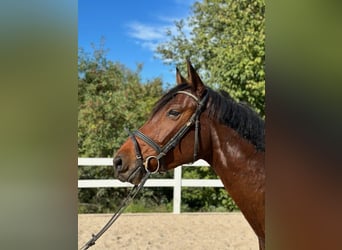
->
[143, 156, 160, 174]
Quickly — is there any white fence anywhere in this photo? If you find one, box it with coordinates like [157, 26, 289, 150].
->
[78, 158, 224, 214]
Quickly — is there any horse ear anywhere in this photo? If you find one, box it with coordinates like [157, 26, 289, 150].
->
[186, 60, 205, 95]
[176, 67, 187, 85]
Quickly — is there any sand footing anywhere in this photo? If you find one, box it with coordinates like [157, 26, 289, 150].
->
[78, 212, 258, 249]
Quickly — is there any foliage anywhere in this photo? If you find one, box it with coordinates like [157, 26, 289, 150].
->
[181, 167, 238, 212]
[78, 46, 163, 157]
[157, 0, 265, 117]
[124, 187, 173, 213]
[78, 45, 166, 212]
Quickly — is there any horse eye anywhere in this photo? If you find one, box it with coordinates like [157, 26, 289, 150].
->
[167, 109, 180, 117]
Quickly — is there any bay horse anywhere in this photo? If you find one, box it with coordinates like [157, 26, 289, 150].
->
[113, 61, 265, 249]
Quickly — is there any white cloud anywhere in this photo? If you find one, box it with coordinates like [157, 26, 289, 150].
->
[127, 21, 173, 53]
[126, 4, 193, 55]
[127, 22, 165, 41]
[126, 23, 165, 56]
[125, 0, 196, 54]
[135, 40, 159, 51]
[127, 19, 190, 52]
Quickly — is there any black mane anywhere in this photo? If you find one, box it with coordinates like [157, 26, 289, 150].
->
[152, 83, 265, 151]
[206, 88, 265, 151]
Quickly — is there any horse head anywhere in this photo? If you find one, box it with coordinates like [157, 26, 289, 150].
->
[113, 61, 211, 185]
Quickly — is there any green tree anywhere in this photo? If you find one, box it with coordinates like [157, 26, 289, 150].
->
[157, 0, 265, 116]
[181, 167, 238, 212]
[78, 47, 163, 157]
[78, 45, 165, 212]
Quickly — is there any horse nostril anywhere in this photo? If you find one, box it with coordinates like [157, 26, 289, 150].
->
[113, 156, 123, 171]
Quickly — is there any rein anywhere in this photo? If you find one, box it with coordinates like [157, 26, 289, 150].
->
[80, 89, 208, 249]
[79, 172, 151, 250]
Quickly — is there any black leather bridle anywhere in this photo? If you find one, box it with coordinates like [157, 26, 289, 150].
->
[126, 89, 209, 176]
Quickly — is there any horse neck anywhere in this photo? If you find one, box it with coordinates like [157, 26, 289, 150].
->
[203, 119, 265, 237]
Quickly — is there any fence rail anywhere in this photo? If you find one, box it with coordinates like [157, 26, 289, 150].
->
[78, 158, 224, 214]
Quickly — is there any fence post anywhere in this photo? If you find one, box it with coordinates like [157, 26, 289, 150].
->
[173, 166, 182, 214]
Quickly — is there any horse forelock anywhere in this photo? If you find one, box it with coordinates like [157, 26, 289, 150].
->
[150, 83, 191, 117]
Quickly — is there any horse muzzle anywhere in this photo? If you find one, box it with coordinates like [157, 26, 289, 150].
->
[113, 155, 141, 184]
[113, 153, 161, 185]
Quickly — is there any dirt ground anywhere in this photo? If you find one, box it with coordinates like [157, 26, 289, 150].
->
[78, 212, 258, 249]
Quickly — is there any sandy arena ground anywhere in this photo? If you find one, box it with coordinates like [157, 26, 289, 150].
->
[78, 212, 258, 249]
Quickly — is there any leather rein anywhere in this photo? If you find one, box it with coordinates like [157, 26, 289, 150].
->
[80, 89, 208, 250]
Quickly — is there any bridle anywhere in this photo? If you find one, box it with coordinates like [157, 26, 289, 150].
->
[126, 88, 209, 176]
[80, 88, 209, 250]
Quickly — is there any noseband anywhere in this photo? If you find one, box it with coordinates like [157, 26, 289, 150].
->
[126, 89, 209, 175]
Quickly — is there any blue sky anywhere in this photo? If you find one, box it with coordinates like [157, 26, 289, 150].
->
[78, 0, 196, 86]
